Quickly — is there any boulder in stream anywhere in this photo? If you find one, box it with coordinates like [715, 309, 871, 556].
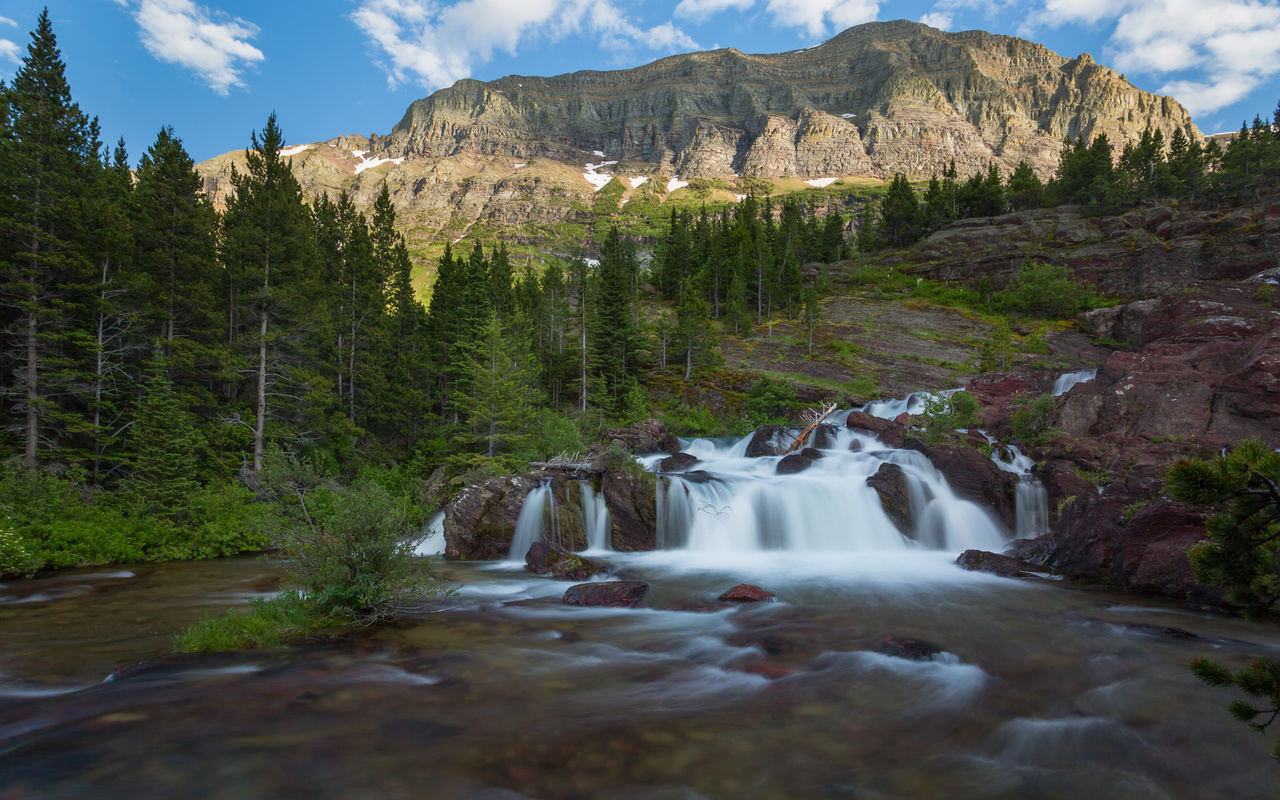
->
[525, 541, 608, 581]
[563, 581, 650, 608]
[776, 448, 823, 475]
[745, 425, 791, 457]
[657, 452, 699, 472]
[866, 463, 912, 535]
[876, 636, 942, 661]
[719, 584, 777, 602]
[955, 549, 1045, 578]
[845, 410, 906, 448]
[922, 444, 1018, 532]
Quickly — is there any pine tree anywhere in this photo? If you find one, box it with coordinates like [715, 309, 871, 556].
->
[219, 113, 320, 470]
[877, 173, 924, 248]
[453, 312, 540, 464]
[676, 287, 716, 379]
[0, 11, 100, 469]
[802, 281, 820, 356]
[1006, 161, 1045, 211]
[128, 350, 200, 517]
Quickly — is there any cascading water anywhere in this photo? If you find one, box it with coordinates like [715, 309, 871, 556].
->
[578, 482, 612, 552]
[653, 424, 1007, 553]
[990, 443, 1049, 538]
[507, 480, 556, 562]
[862, 389, 958, 419]
[1052, 369, 1097, 396]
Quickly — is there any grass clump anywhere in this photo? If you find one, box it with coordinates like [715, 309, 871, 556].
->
[175, 589, 333, 652]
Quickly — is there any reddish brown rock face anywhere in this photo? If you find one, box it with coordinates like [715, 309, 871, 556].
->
[921, 445, 1018, 533]
[602, 419, 681, 456]
[563, 581, 650, 608]
[718, 584, 777, 603]
[845, 411, 907, 448]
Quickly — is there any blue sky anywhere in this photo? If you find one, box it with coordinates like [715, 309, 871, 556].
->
[1, 0, 1278, 165]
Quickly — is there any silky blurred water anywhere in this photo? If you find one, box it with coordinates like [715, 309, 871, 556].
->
[1, 555, 1278, 799]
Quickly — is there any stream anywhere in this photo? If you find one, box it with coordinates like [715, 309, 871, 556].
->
[3, 393, 1279, 798]
[2, 553, 1279, 798]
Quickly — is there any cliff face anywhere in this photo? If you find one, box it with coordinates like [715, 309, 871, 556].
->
[374, 20, 1201, 180]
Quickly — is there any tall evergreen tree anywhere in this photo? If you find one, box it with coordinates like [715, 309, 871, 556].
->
[0, 10, 99, 469]
[128, 350, 200, 517]
[453, 312, 539, 464]
[219, 113, 320, 470]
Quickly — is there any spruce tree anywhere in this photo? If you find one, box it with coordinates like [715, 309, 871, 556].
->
[0, 10, 99, 469]
[219, 113, 320, 470]
[128, 350, 200, 517]
[453, 312, 540, 464]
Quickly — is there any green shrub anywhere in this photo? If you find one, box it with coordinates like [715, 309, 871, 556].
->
[917, 391, 980, 445]
[515, 410, 588, 463]
[1002, 260, 1103, 319]
[259, 448, 452, 625]
[0, 519, 40, 577]
[746, 377, 798, 424]
[1010, 393, 1059, 443]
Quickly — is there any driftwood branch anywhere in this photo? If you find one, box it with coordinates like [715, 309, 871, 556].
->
[783, 403, 837, 455]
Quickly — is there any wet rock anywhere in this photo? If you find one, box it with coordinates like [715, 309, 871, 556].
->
[866, 463, 912, 535]
[442, 475, 541, 560]
[1037, 460, 1098, 525]
[727, 632, 794, 654]
[664, 599, 732, 612]
[562, 581, 650, 608]
[922, 444, 1018, 532]
[719, 584, 777, 602]
[956, 549, 1045, 578]
[845, 410, 905, 448]
[1042, 489, 1222, 604]
[848, 440, 862, 452]
[525, 541, 608, 581]
[811, 424, 840, 449]
[601, 468, 658, 552]
[603, 418, 681, 455]
[876, 636, 942, 661]
[737, 661, 799, 680]
[746, 425, 791, 457]
[657, 452, 699, 472]
[776, 448, 823, 475]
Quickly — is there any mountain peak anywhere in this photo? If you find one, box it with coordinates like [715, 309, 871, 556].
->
[374, 21, 1198, 181]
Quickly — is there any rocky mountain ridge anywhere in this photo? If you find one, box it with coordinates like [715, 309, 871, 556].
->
[373, 20, 1200, 181]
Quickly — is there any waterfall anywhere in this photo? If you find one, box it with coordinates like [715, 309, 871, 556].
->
[414, 511, 447, 557]
[647, 426, 1005, 553]
[990, 443, 1050, 539]
[862, 389, 959, 419]
[1052, 369, 1097, 396]
[579, 481, 612, 552]
[507, 480, 556, 562]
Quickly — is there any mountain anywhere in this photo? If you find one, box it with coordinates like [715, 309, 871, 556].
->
[195, 21, 1203, 290]
[372, 20, 1200, 180]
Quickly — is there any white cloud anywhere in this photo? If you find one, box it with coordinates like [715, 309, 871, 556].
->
[353, 0, 698, 90]
[674, 0, 757, 22]
[1025, 0, 1280, 117]
[762, 0, 880, 38]
[920, 12, 954, 29]
[115, 0, 264, 95]
[0, 16, 17, 27]
[0, 40, 17, 63]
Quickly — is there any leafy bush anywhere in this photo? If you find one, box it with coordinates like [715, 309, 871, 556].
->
[1002, 260, 1101, 319]
[259, 447, 451, 624]
[0, 519, 40, 577]
[1009, 393, 1059, 443]
[514, 410, 588, 463]
[917, 391, 980, 445]
[746, 377, 797, 424]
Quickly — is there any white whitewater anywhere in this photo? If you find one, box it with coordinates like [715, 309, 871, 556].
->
[654, 422, 1007, 553]
[990, 443, 1049, 538]
[579, 482, 612, 552]
[1052, 369, 1097, 396]
[508, 480, 554, 562]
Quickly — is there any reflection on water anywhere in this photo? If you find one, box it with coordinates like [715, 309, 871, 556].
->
[0, 555, 1278, 799]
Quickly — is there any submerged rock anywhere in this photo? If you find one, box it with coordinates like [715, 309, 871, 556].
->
[525, 541, 608, 581]
[665, 599, 732, 613]
[866, 463, 912, 535]
[876, 636, 942, 661]
[562, 581, 650, 608]
[719, 584, 777, 602]
[956, 549, 1045, 578]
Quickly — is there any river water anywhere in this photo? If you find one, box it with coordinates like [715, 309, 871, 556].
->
[2, 551, 1279, 799]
